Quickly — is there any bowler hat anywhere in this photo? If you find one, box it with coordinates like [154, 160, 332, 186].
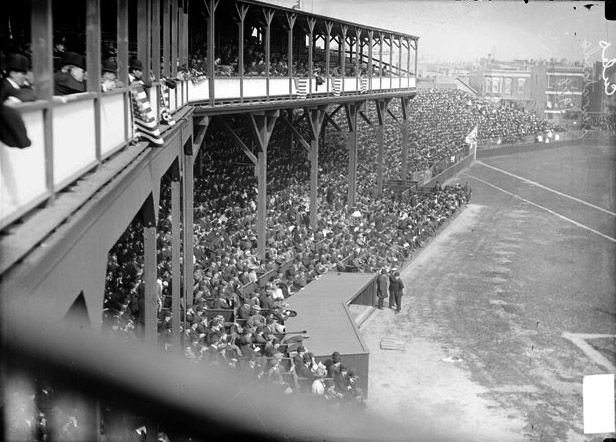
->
[62, 52, 85, 70]
[102, 59, 117, 73]
[5, 54, 28, 73]
[129, 58, 144, 71]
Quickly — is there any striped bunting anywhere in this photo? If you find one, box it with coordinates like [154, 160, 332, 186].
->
[159, 81, 176, 127]
[130, 83, 164, 146]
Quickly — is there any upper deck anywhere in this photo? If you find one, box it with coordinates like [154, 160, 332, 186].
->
[0, 0, 418, 232]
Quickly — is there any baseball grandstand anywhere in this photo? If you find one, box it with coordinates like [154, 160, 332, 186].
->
[1, 1, 614, 441]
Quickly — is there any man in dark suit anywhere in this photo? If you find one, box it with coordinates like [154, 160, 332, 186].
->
[390, 271, 405, 314]
[2, 54, 36, 104]
[54, 52, 86, 95]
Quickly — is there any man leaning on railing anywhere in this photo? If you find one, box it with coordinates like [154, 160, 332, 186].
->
[1, 53, 36, 104]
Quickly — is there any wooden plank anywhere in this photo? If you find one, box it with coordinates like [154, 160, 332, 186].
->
[219, 119, 258, 165]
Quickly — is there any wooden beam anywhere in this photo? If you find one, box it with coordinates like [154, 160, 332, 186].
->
[304, 106, 327, 141]
[324, 112, 342, 132]
[387, 108, 399, 124]
[280, 115, 311, 152]
[359, 111, 372, 127]
[247, 111, 279, 152]
[219, 119, 258, 165]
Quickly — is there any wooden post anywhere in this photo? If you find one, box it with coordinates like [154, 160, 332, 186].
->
[345, 103, 359, 206]
[400, 96, 409, 181]
[237, 4, 248, 101]
[162, 0, 170, 77]
[379, 32, 384, 90]
[204, 0, 218, 105]
[340, 25, 347, 93]
[355, 28, 361, 92]
[171, 163, 181, 350]
[142, 196, 158, 348]
[152, 0, 161, 80]
[304, 107, 326, 229]
[407, 38, 411, 82]
[182, 144, 194, 309]
[325, 21, 332, 94]
[307, 18, 315, 97]
[247, 111, 279, 259]
[263, 9, 274, 100]
[137, 0, 150, 81]
[389, 34, 393, 89]
[87, 0, 101, 164]
[375, 99, 387, 197]
[367, 30, 373, 93]
[286, 13, 296, 98]
[32, 0, 54, 198]
[415, 38, 419, 82]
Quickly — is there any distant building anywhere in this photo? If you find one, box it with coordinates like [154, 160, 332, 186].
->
[544, 64, 585, 127]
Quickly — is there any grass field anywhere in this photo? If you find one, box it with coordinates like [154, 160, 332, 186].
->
[362, 142, 616, 442]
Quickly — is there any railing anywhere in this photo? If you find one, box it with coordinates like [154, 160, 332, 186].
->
[0, 80, 190, 231]
[187, 75, 416, 104]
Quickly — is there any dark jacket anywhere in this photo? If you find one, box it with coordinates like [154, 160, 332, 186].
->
[390, 278, 404, 296]
[54, 71, 86, 95]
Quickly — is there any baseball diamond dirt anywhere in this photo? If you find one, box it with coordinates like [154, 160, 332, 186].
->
[360, 143, 615, 442]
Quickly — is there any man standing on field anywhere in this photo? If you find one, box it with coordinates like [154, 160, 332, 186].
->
[390, 272, 404, 314]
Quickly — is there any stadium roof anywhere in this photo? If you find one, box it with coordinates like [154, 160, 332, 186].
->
[238, 0, 420, 41]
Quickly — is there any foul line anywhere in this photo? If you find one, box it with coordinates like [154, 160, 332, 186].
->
[476, 161, 616, 217]
[463, 174, 616, 243]
[562, 332, 616, 372]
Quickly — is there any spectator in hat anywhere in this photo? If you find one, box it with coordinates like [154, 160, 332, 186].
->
[2, 54, 36, 104]
[388, 269, 397, 309]
[100, 59, 124, 92]
[390, 271, 404, 314]
[54, 51, 86, 95]
[128, 57, 144, 85]
[376, 268, 389, 310]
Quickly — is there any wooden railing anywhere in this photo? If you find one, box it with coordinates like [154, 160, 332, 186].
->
[0, 80, 190, 231]
[187, 75, 416, 105]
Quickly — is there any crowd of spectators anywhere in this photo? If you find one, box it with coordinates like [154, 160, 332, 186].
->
[348, 89, 558, 180]
[100, 104, 472, 411]
[587, 111, 616, 135]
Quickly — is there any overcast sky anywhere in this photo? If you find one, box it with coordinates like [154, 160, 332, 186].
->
[264, 0, 615, 64]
